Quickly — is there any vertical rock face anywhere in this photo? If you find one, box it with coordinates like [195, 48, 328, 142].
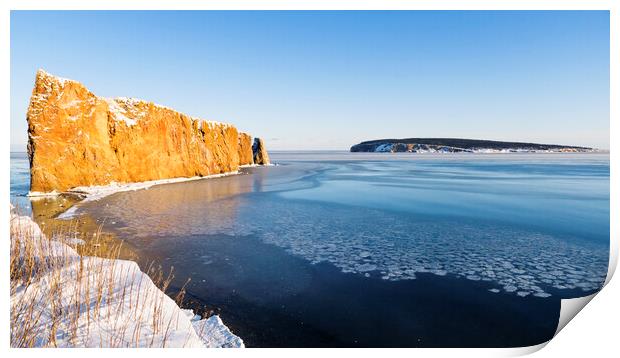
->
[237, 132, 254, 166]
[252, 138, 270, 165]
[27, 70, 269, 193]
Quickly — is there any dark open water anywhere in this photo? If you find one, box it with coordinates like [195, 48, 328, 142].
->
[10, 151, 610, 347]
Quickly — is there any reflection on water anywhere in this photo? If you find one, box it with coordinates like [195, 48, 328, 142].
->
[84, 163, 318, 239]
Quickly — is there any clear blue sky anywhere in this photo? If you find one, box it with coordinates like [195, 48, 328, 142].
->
[10, 11, 609, 151]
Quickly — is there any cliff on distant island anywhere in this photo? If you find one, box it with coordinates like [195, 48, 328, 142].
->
[350, 138, 593, 153]
[27, 70, 270, 193]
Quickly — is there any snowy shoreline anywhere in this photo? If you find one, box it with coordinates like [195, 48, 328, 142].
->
[12, 169, 266, 346]
[10, 209, 244, 348]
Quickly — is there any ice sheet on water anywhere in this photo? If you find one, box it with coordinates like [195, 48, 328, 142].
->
[224, 198, 607, 298]
[88, 187, 608, 299]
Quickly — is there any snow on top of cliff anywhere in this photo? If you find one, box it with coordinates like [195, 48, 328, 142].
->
[190, 116, 233, 129]
[29, 70, 78, 114]
[37, 69, 76, 87]
[34, 70, 236, 129]
[103, 96, 233, 129]
[103, 97, 139, 126]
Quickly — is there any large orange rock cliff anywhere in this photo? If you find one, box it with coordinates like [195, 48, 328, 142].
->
[27, 70, 269, 193]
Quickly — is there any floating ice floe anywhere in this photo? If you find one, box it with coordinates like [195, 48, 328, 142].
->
[174, 197, 608, 299]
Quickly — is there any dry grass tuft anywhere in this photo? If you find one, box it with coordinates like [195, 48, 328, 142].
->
[10, 208, 201, 348]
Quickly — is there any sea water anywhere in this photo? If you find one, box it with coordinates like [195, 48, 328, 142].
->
[10, 151, 610, 347]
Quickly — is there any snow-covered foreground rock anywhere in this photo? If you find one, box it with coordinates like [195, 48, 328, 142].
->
[10, 210, 244, 348]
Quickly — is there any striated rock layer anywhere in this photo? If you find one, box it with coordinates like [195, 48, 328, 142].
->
[27, 70, 269, 193]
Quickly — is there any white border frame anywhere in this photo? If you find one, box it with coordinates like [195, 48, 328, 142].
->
[2, 1, 617, 357]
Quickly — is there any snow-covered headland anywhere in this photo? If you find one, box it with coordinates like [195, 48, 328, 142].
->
[10, 207, 244, 348]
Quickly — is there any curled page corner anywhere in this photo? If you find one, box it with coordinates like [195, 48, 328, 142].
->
[552, 235, 616, 337]
[505, 341, 549, 356]
[540, 244, 617, 349]
[554, 293, 597, 336]
[553, 243, 615, 338]
[605, 238, 618, 286]
[512, 293, 599, 356]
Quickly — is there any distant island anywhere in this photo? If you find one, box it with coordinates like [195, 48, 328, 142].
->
[350, 138, 595, 153]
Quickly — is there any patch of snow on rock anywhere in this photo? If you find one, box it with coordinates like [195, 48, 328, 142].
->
[103, 98, 138, 126]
